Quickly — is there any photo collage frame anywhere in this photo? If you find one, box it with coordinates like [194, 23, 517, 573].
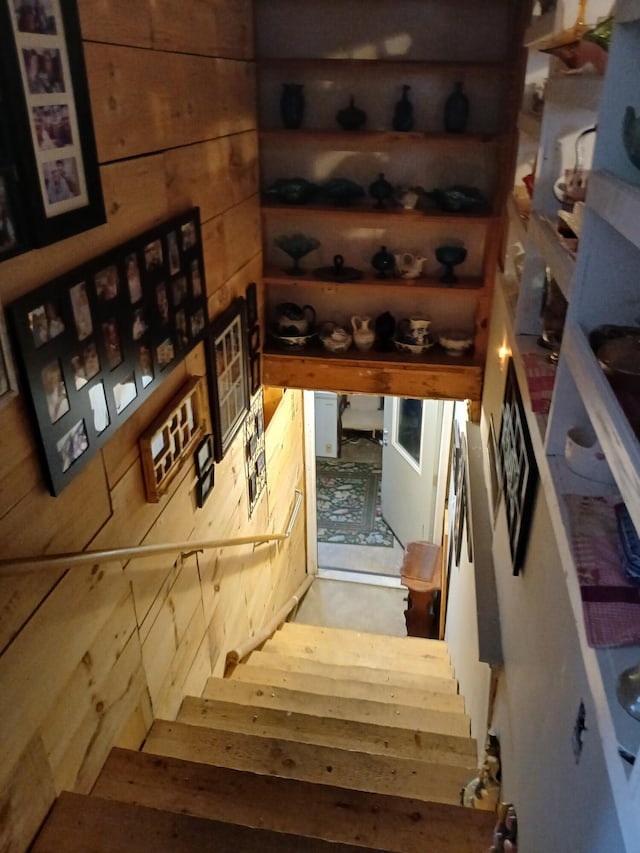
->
[6, 207, 208, 495]
[244, 388, 266, 517]
[0, 0, 104, 255]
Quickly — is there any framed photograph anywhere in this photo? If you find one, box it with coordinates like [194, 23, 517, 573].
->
[206, 297, 250, 462]
[139, 376, 206, 503]
[0, 0, 105, 248]
[244, 389, 267, 517]
[196, 463, 214, 508]
[498, 358, 538, 575]
[453, 440, 466, 566]
[194, 433, 213, 478]
[7, 207, 208, 495]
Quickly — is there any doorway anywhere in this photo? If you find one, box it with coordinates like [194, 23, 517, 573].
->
[304, 392, 454, 587]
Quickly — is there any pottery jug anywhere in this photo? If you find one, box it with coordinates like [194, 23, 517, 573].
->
[444, 81, 469, 133]
[393, 84, 414, 132]
[351, 315, 375, 351]
[371, 245, 395, 278]
[275, 302, 316, 335]
[375, 311, 396, 349]
[394, 251, 426, 279]
[280, 83, 305, 129]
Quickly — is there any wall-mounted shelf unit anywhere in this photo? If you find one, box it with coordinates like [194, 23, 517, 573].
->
[500, 5, 640, 846]
[255, 0, 528, 402]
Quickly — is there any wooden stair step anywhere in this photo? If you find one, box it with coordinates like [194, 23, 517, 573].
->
[279, 622, 450, 660]
[143, 719, 474, 805]
[261, 634, 453, 678]
[244, 649, 459, 694]
[230, 661, 465, 712]
[32, 790, 390, 852]
[92, 747, 496, 853]
[201, 676, 470, 738]
[178, 694, 476, 765]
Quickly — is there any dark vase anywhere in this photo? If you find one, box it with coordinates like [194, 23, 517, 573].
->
[280, 83, 305, 129]
[375, 311, 396, 349]
[371, 245, 395, 279]
[336, 95, 367, 131]
[393, 84, 414, 132]
[368, 173, 394, 208]
[444, 82, 469, 133]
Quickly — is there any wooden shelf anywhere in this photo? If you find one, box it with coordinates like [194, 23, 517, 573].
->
[261, 200, 497, 226]
[528, 211, 575, 301]
[563, 322, 640, 535]
[262, 345, 483, 400]
[259, 128, 502, 148]
[258, 57, 509, 75]
[588, 170, 640, 253]
[264, 265, 484, 293]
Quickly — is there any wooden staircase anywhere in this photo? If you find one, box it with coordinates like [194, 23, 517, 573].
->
[31, 622, 496, 851]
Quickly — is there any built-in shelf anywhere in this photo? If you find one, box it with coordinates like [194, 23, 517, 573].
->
[259, 129, 501, 149]
[562, 322, 640, 535]
[262, 346, 483, 400]
[588, 170, 640, 253]
[261, 201, 497, 225]
[264, 265, 484, 293]
[527, 211, 575, 301]
[258, 57, 508, 75]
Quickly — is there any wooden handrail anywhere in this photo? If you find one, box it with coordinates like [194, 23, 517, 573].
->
[224, 572, 315, 674]
[0, 489, 304, 576]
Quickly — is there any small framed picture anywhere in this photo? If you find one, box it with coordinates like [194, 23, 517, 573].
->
[195, 433, 213, 478]
[197, 463, 214, 508]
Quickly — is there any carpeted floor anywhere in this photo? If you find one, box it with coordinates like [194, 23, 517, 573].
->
[315, 458, 395, 547]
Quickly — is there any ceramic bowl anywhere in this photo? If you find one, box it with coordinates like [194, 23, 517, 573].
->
[269, 326, 315, 349]
[394, 337, 435, 355]
[319, 322, 352, 353]
[564, 425, 615, 485]
[438, 329, 474, 356]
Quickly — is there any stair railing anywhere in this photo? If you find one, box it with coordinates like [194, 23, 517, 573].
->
[0, 488, 304, 577]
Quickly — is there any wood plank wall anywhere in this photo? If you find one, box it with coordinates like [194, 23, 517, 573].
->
[0, 3, 308, 850]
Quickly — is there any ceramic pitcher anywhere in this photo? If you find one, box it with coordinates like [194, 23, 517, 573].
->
[351, 315, 375, 351]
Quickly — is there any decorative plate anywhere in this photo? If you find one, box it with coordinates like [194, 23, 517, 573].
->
[269, 327, 316, 349]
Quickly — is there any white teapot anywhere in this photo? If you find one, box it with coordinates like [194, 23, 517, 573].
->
[394, 251, 426, 279]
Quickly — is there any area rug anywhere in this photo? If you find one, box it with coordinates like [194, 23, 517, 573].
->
[316, 459, 395, 547]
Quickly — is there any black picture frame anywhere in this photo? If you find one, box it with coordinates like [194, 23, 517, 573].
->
[487, 414, 502, 519]
[6, 206, 208, 495]
[194, 433, 213, 478]
[0, 0, 105, 251]
[205, 297, 250, 462]
[498, 358, 538, 575]
[196, 463, 214, 508]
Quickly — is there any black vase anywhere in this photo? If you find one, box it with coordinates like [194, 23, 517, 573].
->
[444, 82, 469, 133]
[280, 83, 305, 129]
[393, 84, 414, 132]
[368, 173, 394, 208]
[371, 245, 395, 279]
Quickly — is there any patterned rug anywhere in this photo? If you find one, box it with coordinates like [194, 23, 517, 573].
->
[316, 459, 395, 547]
